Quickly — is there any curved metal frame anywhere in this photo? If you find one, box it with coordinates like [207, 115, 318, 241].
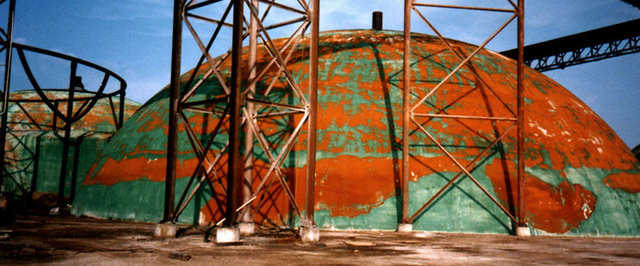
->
[0, 0, 127, 208]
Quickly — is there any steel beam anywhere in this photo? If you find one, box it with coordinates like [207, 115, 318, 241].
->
[501, 19, 640, 72]
[401, 0, 411, 226]
[241, 0, 258, 227]
[57, 64, 77, 208]
[516, 0, 525, 227]
[0, 0, 15, 195]
[164, 0, 184, 222]
[225, 0, 245, 227]
[305, 0, 318, 226]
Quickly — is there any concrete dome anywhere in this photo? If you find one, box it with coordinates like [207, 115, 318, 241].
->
[74, 30, 640, 236]
[2, 90, 139, 201]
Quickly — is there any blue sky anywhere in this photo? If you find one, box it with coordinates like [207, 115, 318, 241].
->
[1, 0, 639, 148]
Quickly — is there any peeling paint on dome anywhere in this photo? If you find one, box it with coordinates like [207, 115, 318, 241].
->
[72, 30, 640, 236]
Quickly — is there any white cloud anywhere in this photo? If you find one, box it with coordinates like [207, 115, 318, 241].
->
[13, 37, 27, 44]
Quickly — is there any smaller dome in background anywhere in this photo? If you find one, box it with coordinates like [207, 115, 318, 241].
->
[2, 89, 140, 210]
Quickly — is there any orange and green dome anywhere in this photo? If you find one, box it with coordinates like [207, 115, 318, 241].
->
[73, 30, 640, 236]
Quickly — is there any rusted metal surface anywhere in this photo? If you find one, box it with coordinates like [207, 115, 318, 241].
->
[241, 0, 259, 226]
[163, 0, 318, 234]
[401, 0, 411, 226]
[516, 0, 525, 227]
[226, 0, 244, 227]
[79, 29, 640, 235]
[305, 0, 319, 226]
[164, 0, 185, 222]
[404, 1, 523, 227]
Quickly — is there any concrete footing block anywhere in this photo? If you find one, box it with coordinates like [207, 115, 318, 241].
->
[153, 223, 177, 238]
[238, 222, 255, 236]
[299, 226, 320, 242]
[216, 227, 240, 243]
[397, 223, 413, 232]
[516, 226, 531, 237]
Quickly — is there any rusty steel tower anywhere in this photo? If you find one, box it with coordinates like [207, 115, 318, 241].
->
[165, 0, 527, 241]
[165, 0, 320, 241]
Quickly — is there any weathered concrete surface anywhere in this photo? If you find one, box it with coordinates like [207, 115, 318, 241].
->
[76, 30, 640, 235]
[1, 90, 139, 200]
[1, 216, 640, 265]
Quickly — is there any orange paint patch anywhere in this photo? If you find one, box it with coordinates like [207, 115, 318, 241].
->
[300, 155, 397, 217]
[524, 177, 596, 233]
[485, 157, 597, 233]
[85, 155, 200, 186]
[603, 172, 640, 193]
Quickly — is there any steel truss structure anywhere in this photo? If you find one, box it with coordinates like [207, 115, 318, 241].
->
[400, 0, 526, 229]
[0, 0, 127, 208]
[166, 0, 527, 237]
[166, 0, 319, 232]
[502, 18, 640, 72]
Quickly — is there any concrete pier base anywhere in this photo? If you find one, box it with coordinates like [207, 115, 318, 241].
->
[516, 226, 531, 237]
[153, 223, 177, 238]
[216, 227, 240, 243]
[299, 226, 319, 242]
[238, 222, 255, 236]
[397, 223, 413, 232]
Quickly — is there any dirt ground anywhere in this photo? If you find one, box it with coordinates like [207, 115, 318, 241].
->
[1, 215, 640, 265]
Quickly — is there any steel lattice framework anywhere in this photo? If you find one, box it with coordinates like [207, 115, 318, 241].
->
[165, 0, 527, 240]
[502, 19, 640, 72]
[400, 0, 526, 229]
[530, 35, 640, 72]
[166, 0, 319, 233]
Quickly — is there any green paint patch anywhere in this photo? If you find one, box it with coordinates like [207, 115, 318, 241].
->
[314, 165, 512, 234]
[525, 166, 565, 187]
[73, 177, 206, 224]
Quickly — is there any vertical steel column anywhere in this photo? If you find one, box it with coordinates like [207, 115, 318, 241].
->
[242, 0, 258, 225]
[118, 87, 125, 129]
[69, 137, 82, 203]
[225, 0, 244, 227]
[516, 0, 526, 227]
[401, 0, 412, 225]
[164, 0, 184, 222]
[0, 0, 15, 193]
[58, 67, 77, 208]
[305, 0, 319, 226]
[29, 135, 41, 200]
